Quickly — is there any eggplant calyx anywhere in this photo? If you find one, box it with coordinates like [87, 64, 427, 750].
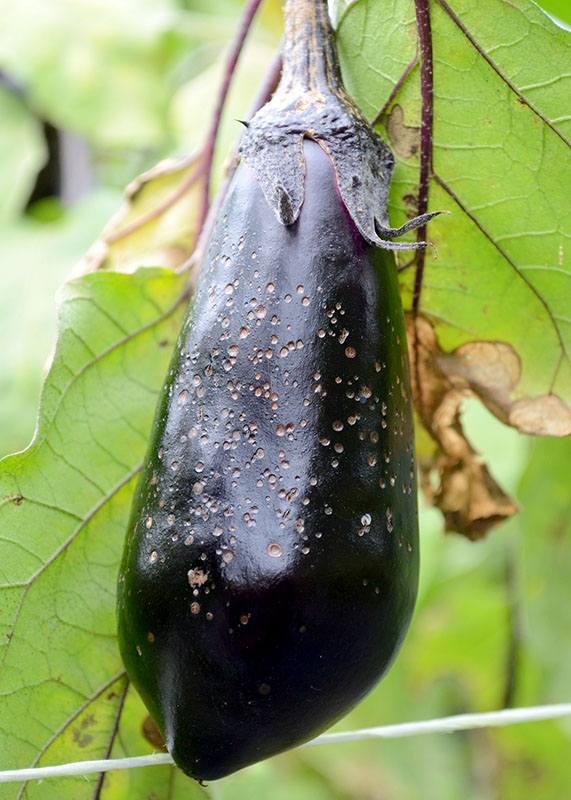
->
[239, 0, 442, 251]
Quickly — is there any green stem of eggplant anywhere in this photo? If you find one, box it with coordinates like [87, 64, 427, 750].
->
[280, 0, 342, 96]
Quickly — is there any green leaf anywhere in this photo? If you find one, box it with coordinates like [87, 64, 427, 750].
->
[0, 191, 122, 457]
[535, 0, 571, 27]
[518, 435, 571, 702]
[0, 267, 193, 799]
[337, 0, 571, 405]
[0, 0, 236, 150]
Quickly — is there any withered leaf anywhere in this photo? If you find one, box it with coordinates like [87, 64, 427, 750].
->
[406, 315, 568, 539]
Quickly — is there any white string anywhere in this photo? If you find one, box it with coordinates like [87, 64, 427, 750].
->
[0, 703, 569, 784]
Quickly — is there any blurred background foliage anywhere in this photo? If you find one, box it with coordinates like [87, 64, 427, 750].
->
[0, 0, 569, 797]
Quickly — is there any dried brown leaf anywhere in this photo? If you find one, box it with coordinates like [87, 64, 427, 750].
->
[408, 315, 519, 539]
[408, 313, 571, 537]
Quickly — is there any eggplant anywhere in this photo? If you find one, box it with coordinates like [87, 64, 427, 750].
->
[117, 0, 439, 781]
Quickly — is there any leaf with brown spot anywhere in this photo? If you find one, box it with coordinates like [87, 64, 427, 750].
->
[337, 0, 570, 534]
[386, 104, 420, 159]
[407, 314, 520, 539]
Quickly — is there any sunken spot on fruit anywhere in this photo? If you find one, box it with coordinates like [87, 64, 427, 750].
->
[149, 551, 158, 564]
[190, 602, 201, 615]
[258, 683, 271, 695]
[188, 568, 209, 587]
[147, 632, 155, 643]
[146, 517, 153, 529]
[267, 542, 283, 557]
[222, 550, 235, 563]
[386, 507, 394, 533]
[345, 346, 356, 358]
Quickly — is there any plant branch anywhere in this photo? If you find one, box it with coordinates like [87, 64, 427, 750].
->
[198, 0, 266, 233]
[94, 679, 129, 800]
[412, 0, 433, 316]
[180, 43, 283, 291]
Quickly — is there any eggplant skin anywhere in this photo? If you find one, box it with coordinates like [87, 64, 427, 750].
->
[117, 140, 419, 781]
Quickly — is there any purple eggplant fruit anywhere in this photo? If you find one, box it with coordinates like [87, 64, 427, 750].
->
[118, 0, 440, 781]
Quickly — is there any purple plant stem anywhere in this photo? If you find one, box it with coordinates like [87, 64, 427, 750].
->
[93, 679, 129, 800]
[198, 0, 266, 233]
[413, 0, 434, 317]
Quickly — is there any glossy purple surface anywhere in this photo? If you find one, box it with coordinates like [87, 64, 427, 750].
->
[117, 141, 418, 780]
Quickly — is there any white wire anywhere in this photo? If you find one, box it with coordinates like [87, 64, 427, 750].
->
[0, 703, 569, 784]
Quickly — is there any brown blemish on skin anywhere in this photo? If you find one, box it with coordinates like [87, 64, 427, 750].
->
[188, 568, 209, 587]
[386, 104, 421, 159]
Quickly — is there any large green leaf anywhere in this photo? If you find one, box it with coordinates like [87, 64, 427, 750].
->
[0, 191, 123, 457]
[0, 267, 198, 799]
[337, 0, 570, 406]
